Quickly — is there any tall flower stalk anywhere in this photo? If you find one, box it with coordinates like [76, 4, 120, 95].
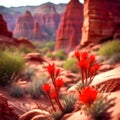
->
[74, 51, 100, 87]
[42, 63, 64, 113]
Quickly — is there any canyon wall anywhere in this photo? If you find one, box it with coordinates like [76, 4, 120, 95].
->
[81, 0, 120, 46]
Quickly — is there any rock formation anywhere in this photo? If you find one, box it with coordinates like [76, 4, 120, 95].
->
[13, 10, 41, 40]
[0, 93, 19, 120]
[33, 20, 41, 40]
[0, 14, 12, 37]
[55, 0, 83, 52]
[34, 3, 61, 40]
[81, 0, 120, 46]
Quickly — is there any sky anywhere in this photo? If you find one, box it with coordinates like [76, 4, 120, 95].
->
[0, 0, 84, 7]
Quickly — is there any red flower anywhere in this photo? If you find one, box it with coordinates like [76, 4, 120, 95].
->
[74, 51, 80, 61]
[51, 91, 57, 99]
[56, 69, 60, 77]
[55, 78, 64, 89]
[89, 54, 95, 64]
[90, 64, 100, 74]
[42, 83, 51, 94]
[81, 51, 88, 60]
[78, 60, 89, 70]
[79, 87, 98, 105]
[47, 63, 55, 77]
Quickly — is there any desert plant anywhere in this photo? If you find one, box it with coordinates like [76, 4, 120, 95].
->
[42, 64, 64, 113]
[0, 50, 25, 86]
[74, 51, 100, 89]
[78, 86, 115, 119]
[54, 49, 67, 60]
[28, 75, 48, 98]
[22, 67, 36, 81]
[62, 93, 77, 113]
[98, 40, 120, 57]
[106, 53, 120, 64]
[62, 58, 78, 73]
[10, 83, 24, 97]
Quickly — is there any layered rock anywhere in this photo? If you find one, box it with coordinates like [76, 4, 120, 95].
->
[81, 0, 120, 46]
[55, 0, 83, 52]
[13, 10, 41, 40]
[0, 93, 19, 120]
[33, 20, 41, 40]
[0, 14, 12, 37]
[34, 3, 61, 40]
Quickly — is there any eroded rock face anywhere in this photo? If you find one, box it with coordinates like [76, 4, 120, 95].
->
[13, 10, 41, 40]
[0, 93, 19, 120]
[0, 14, 12, 37]
[55, 0, 83, 52]
[33, 20, 41, 40]
[34, 3, 61, 40]
[81, 0, 120, 46]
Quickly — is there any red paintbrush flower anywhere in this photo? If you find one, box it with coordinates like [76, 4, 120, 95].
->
[74, 51, 80, 61]
[51, 91, 57, 99]
[79, 87, 98, 105]
[81, 51, 88, 60]
[56, 68, 60, 77]
[89, 54, 95, 64]
[47, 63, 55, 77]
[55, 78, 64, 89]
[42, 83, 51, 94]
[78, 60, 89, 70]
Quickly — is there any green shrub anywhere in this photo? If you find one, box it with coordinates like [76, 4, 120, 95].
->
[62, 58, 78, 73]
[18, 45, 33, 54]
[54, 49, 67, 60]
[0, 50, 25, 86]
[34, 41, 55, 55]
[10, 83, 24, 97]
[98, 40, 120, 57]
[46, 52, 55, 59]
[28, 75, 48, 99]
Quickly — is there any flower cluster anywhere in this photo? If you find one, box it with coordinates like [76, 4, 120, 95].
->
[42, 63, 64, 113]
[74, 51, 100, 86]
[79, 86, 98, 106]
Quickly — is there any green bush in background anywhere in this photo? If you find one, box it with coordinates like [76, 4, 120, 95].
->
[34, 41, 55, 55]
[54, 49, 67, 60]
[62, 58, 78, 73]
[0, 50, 25, 86]
[98, 40, 120, 57]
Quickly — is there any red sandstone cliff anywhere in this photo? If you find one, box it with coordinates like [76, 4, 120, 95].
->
[33, 20, 41, 40]
[13, 10, 41, 40]
[55, 0, 83, 52]
[34, 3, 61, 40]
[0, 14, 12, 37]
[81, 0, 120, 46]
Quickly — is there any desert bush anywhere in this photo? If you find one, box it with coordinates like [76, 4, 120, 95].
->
[54, 49, 67, 60]
[106, 53, 120, 64]
[34, 41, 55, 55]
[28, 75, 48, 98]
[46, 52, 55, 59]
[0, 50, 25, 86]
[98, 40, 120, 57]
[62, 58, 78, 73]
[10, 83, 24, 97]
[21, 67, 36, 81]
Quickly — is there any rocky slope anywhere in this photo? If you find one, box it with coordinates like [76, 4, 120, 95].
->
[81, 0, 120, 46]
[55, 0, 83, 52]
[0, 14, 12, 37]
